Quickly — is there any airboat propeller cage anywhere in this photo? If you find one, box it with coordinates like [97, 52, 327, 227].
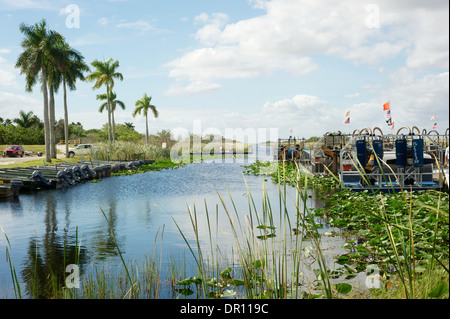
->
[372, 140, 383, 168]
[356, 140, 367, 167]
[395, 139, 407, 168]
[412, 139, 424, 167]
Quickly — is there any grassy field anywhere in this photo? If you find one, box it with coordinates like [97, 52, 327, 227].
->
[0, 158, 81, 168]
[0, 145, 79, 168]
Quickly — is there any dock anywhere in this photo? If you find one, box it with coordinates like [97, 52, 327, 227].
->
[0, 159, 153, 200]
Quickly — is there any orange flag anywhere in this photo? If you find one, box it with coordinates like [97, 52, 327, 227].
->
[383, 101, 390, 111]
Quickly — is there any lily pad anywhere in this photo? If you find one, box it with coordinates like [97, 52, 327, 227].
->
[333, 283, 352, 294]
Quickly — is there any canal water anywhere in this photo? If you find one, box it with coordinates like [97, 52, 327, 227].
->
[0, 145, 353, 299]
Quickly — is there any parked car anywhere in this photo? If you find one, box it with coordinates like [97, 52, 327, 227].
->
[3, 145, 25, 157]
[65, 144, 95, 158]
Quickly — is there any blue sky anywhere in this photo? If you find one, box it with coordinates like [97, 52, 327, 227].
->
[0, 0, 448, 141]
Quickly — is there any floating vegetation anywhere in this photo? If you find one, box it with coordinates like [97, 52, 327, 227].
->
[242, 160, 341, 190]
[314, 188, 449, 298]
[111, 159, 185, 177]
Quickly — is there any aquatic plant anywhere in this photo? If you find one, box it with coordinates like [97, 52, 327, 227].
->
[111, 159, 185, 177]
[1, 227, 22, 298]
[174, 160, 449, 299]
[318, 188, 449, 298]
[173, 164, 344, 299]
[242, 160, 341, 190]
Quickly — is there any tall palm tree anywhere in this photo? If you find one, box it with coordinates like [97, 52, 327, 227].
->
[58, 41, 89, 157]
[13, 110, 36, 128]
[85, 58, 123, 145]
[47, 64, 61, 158]
[15, 19, 65, 162]
[133, 94, 158, 145]
[96, 91, 125, 142]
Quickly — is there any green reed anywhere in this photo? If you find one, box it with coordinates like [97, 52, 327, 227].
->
[1, 226, 22, 299]
[173, 160, 338, 299]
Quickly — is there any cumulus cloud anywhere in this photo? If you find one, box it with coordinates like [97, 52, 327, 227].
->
[0, 49, 19, 88]
[383, 70, 449, 128]
[194, 13, 229, 46]
[165, 0, 448, 96]
[0, 91, 41, 119]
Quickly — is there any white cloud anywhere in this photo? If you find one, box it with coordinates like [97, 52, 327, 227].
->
[0, 50, 19, 88]
[0, 0, 52, 10]
[194, 13, 229, 46]
[0, 69, 17, 87]
[116, 20, 155, 33]
[164, 81, 222, 97]
[165, 0, 449, 95]
[69, 33, 120, 47]
[383, 70, 449, 129]
[246, 0, 268, 10]
[0, 91, 41, 119]
[97, 17, 108, 26]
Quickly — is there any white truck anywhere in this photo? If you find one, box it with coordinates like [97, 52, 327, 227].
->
[65, 144, 96, 158]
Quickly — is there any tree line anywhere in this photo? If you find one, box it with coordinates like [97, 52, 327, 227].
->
[0, 110, 145, 145]
[14, 19, 159, 162]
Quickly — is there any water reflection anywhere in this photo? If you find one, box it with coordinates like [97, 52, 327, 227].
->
[90, 201, 123, 260]
[20, 194, 88, 298]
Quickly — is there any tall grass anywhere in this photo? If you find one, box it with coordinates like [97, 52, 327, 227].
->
[1, 226, 22, 298]
[90, 141, 170, 161]
[173, 160, 340, 299]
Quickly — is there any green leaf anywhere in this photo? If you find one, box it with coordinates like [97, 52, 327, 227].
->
[333, 283, 352, 294]
[428, 282, 448, 298]
[220, 268, 232, 277]
[252, 260, 262, 269]
[176, 276, 202, 286]
[175, 288, 194, 296]
[256, 225, 277, 230]
[414, 266, 427, 273]
[256, 232, 276, 240]
[231, 279, 245, 286]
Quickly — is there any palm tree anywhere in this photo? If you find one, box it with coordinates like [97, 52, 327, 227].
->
[96, 91, 125, 142]
[47, 64, 61, 158]
[58, 41, 89, 157]
[15, 19, 65, 162]
[85, 58, 123, 145]
[13, 110, 36, 128]
[133, 94, 158, 145]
